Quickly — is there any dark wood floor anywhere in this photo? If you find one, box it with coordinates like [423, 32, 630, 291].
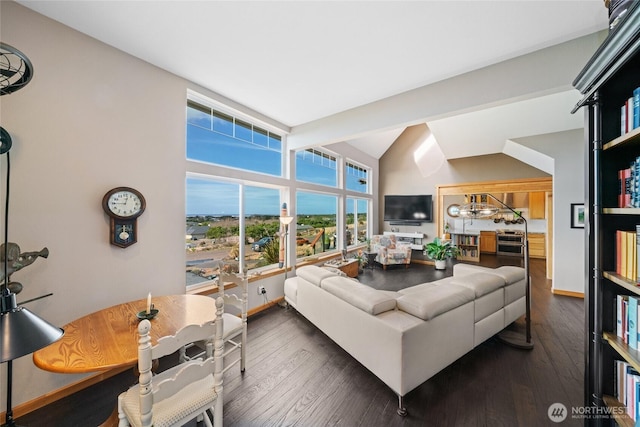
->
[16, 255, 584, 426]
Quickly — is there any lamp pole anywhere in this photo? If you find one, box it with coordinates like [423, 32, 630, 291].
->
[483, 193, 532, 349]
[459, 193, 533, 349]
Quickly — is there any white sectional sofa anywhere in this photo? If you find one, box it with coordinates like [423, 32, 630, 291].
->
[283, 263, 526, 416]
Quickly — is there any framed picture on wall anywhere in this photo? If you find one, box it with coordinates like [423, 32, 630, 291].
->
[571, 203, 585, 228]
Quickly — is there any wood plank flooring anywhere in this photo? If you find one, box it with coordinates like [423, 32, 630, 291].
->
[15, 256, 584, 426]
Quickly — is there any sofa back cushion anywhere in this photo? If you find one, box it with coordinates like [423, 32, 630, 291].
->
[396, 283, 475, 321]
[321, 276, 397, 315]
[297, 265, 339, 287]
[450, 272, 505, 298]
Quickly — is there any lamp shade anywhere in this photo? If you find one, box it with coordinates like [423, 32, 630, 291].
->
[279, 216, 294, 225]
[0, 294, 64, 362]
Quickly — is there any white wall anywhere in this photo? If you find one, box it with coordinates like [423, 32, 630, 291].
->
[514, 129, 586, 294]
[1, 1, 189, 408]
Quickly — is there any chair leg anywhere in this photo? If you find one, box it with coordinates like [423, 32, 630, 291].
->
[117, 395, 129, 426]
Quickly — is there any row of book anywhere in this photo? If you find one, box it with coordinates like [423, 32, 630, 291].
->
[617, 295, 640, 349]
[621, 87, 640, 136]
[618, 157, 640, 208]
[615, 360, 640, 421]
[457, 235, 479, 245]
[615, 228, 638, 281]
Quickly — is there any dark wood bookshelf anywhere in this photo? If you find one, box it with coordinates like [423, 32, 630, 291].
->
[574, 2, 640, 424]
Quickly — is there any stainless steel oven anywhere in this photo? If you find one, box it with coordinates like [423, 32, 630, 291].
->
[496, 230, 524, 257]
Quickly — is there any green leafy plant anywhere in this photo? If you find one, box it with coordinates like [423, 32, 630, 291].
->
[424, 237, 459, 261]
[262, 239, 280, 265]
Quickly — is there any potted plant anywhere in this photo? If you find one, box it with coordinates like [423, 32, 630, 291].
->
[424, 237, 459, 270]
[442, 222, 451, 240]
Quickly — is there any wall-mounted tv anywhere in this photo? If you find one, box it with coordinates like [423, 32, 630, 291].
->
[384, 194, 432, 224]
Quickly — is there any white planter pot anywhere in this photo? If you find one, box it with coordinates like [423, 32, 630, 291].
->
[434, 260, 446, 270]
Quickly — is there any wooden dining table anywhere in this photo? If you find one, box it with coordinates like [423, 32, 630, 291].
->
[33, 294, 217, 374]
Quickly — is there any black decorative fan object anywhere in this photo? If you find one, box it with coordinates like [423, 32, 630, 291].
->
[0, 42, 34, 96]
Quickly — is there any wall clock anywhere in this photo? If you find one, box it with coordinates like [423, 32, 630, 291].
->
[102, 187, 146, 248]
[447, 204, 460, 217]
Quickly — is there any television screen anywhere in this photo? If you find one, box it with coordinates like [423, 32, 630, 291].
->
[384, 195, 432, 223]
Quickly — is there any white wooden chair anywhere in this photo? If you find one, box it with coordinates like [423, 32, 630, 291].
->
[118, 297, 224, 427]
[182, 270, 248, 374]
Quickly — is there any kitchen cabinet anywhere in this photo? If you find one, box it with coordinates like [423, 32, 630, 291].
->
[529, 192, 546, 219]
[528, 233, 545, 259]
[479, 231, 496, 254]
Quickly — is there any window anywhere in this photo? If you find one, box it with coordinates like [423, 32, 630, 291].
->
[346, 161, 369, 193]
[296, 191, 337, 257]
[295, 148, 337, 187]
[186, 178, 240, 287]
[347, 197, 369, 246]
[185, 177, 284, 287]
[244, 186, 281, 269]
[185, 93, 375, 288]
[187, 100, 282, 176]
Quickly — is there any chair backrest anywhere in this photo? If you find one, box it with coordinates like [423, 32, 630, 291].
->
[218, 270, 248, 314]
[136, 296, 224, 426]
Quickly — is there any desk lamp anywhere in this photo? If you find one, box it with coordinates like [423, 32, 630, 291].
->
[0, 42, 64, 427]
[458, 193, 533, 350]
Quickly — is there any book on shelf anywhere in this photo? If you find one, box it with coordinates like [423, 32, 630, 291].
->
[617, 157, 640, 209]
[635, 87, 640, 130]
[620, 167, 633, 208]
[630, 296, 638, 350]
[614, 360, 640, 420]
[615, 229, 638, 281]
[620, 86, 640, 137]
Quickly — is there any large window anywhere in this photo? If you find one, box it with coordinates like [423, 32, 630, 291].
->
[347, 197, 369, 246]
[186, 178, 240, 287]
[187, 100, 282, 176]
[295, 148, 337, 187]
[346, 161, 369, 193]
[185, 177, 283, 287]
[296, 192, 337, 257]
[186, 93, 374, 288]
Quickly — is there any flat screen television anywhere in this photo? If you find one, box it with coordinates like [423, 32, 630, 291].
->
[384, 194, 432, 224]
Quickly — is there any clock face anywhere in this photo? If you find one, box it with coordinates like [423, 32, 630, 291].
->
[103, 188, 145, 219]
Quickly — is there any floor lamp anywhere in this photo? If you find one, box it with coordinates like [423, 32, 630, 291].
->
[279, 215, 294, 280]
[0, 139, 64, 427]
[458, 193, 533, 350]
[0, 43, 64, 426]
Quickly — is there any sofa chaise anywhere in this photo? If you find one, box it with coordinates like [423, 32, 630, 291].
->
[283, 263, 526, 416]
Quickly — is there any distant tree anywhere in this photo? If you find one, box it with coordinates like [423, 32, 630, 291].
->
[206, 226, 228, 239]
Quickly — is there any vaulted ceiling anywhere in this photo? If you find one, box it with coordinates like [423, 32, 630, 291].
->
[16, 1, 610, 159]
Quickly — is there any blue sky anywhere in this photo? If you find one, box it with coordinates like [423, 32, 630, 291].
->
[186, 104, 367, 216]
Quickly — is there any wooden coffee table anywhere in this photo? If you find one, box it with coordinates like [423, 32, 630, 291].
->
[324, 259, 359, 278]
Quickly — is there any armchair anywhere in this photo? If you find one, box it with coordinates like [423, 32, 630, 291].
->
[370, 234, 412, 269]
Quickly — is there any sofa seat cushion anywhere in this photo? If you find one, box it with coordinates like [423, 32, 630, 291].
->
[296, 265, 339, 287]
[321, 276, 397, 315]
[450, 272, 505, 298]
[396, 284, 475, 321]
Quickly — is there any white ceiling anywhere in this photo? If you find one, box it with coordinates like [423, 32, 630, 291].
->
[16, 1, 609, 159]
